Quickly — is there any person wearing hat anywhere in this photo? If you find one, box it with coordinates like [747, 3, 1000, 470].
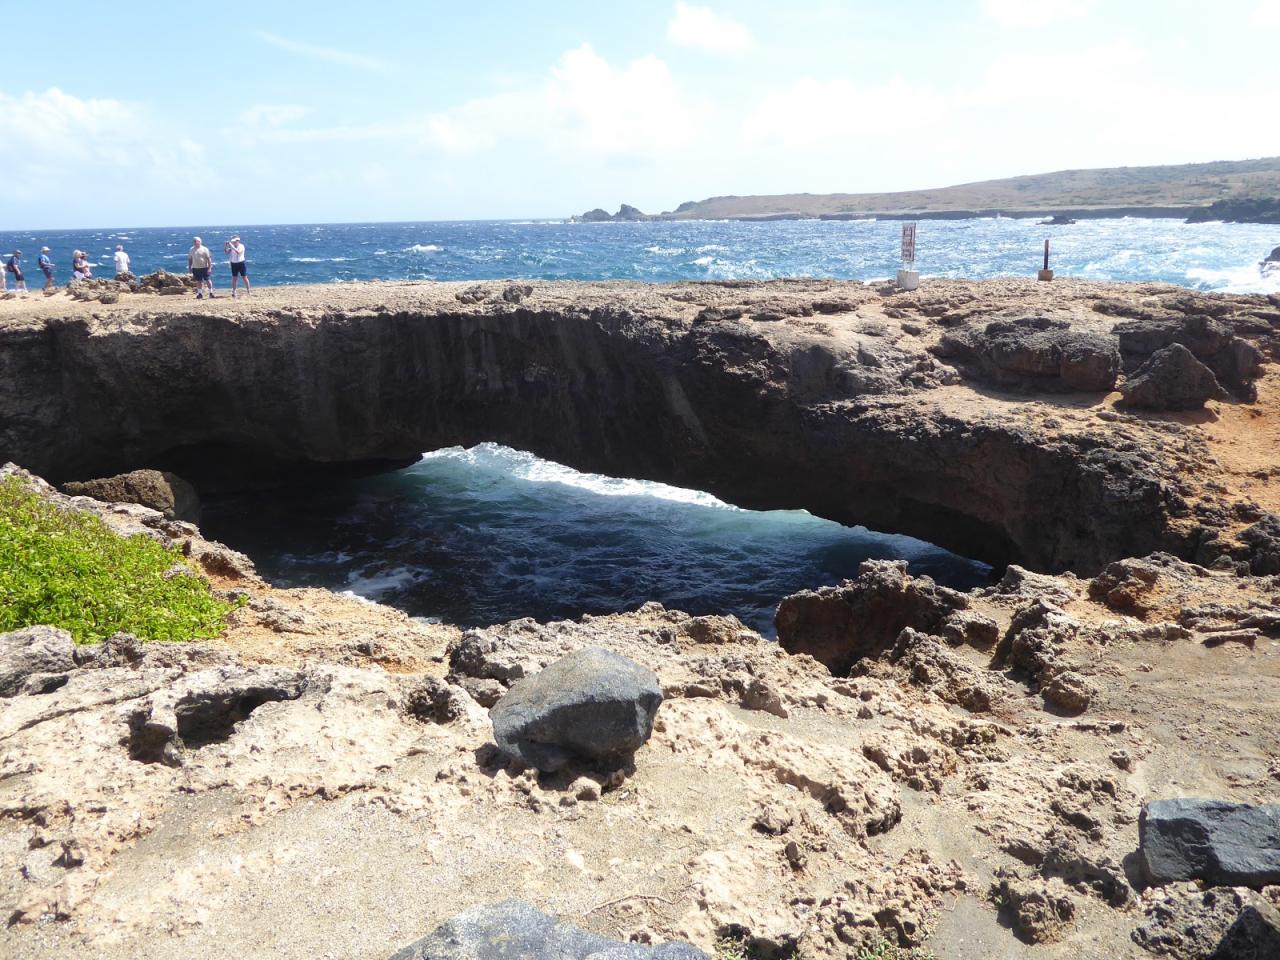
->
[224, 234, 249, 298]
[38, 247, 55, 292]
[4, 249, 28, 294]
[113, 244, 131, 277]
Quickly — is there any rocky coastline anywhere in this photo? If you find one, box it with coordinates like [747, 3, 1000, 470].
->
[3, 278, 1280, 958]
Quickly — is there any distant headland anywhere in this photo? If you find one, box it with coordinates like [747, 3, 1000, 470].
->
[572, 156, 1280, 224]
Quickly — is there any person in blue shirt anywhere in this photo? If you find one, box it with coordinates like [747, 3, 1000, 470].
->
[4, 250, 28, 294]
[38, 247, 55, 292]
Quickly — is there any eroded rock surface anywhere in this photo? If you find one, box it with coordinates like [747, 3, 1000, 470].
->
[2, 278, 1276, 573]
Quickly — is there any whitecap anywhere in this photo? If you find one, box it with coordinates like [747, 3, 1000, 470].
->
[404, 243, 442, 253]
[1186, 265, 1280, 296]
[693, 255, 715, 266]
[419, 443, 739, 510]
[645, 245, 682, 256]
[289, 256, 355, 263]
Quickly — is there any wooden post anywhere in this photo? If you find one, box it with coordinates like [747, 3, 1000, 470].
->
[1038, 239, 1054, 281]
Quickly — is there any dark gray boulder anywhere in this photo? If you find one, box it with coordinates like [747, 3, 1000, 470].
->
[388, 899, 707, 959]
[1139, 799, 1280, 887]
[489, 647, 662, 772]
[1120, 343, 1226, 411]
[0, 626, 76, 697]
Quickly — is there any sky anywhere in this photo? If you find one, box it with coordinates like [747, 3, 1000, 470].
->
[2, 0, 1278, 229]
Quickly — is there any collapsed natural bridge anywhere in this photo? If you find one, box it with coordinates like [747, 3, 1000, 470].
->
[2, 277, 1278, 574]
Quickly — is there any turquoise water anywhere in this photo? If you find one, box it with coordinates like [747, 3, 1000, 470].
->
[2, 216, 1277, 293]
[200, 445, 991, 636]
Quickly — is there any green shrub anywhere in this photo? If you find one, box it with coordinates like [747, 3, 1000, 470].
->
[0, 475, 236, 644]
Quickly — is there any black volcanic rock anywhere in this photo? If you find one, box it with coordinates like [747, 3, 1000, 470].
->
[1139, 799, 1280, 887]
[1185, 197, 1280, 225]
[388, 900, 707, 959]
[574, 207, 612, 223]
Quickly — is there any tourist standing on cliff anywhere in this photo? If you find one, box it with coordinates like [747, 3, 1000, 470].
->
[113, 245, 131, 276]
[72, 251, 92, 280]
[224, 235, 250, 297]
[4, 250, 28, 294]
[188, 236, 214, 299]
[38, 248, 55, 291]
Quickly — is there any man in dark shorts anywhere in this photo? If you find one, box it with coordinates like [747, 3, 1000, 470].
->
[188, 236, 214, 299]
[4, 250, 29, 294]
[224, 234, 250, 297]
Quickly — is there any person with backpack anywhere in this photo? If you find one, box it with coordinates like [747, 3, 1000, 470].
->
[38, 247, 55, 291]
[4, 250, 28, 294]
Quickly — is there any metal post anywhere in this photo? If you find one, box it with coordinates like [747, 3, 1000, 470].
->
[1038, 239, 1054, 281]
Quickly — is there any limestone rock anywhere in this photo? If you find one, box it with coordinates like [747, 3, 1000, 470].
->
[0, 626, 76, 697]
[1139, 799, 1280, 887]
[1040, 670, 1097, 714]
[489, 647, 663, 772]
[934, 317, 1120, 393]
[991, 872, 1077, 944]
[1132, 885, 1280, 959]
[1115, 314, 1263, 400]
[63, 469, 201, 523]
[1120, 343, 1226, 411]
[776, 560, 968, 675]
[387, 900, 707, 959]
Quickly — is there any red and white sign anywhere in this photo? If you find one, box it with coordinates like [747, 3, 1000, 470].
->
[901, 222, 917, 265]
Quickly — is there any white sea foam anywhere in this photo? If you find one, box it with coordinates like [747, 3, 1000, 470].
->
[404, 243, 442, 253]
[645, 245, 682, 255]
[693, 255, 715, 266]
[1186, 264, 1280, 295]
[420, 443, 738, 510]
[289, 256, 355, 263]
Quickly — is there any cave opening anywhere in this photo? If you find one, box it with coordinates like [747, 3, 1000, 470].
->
[198, 443, 994, 637]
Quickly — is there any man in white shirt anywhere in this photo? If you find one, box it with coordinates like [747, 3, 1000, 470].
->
[224, 235, 250, 297]
[188, 236, 214, 299]
[113, 245, 131, 276]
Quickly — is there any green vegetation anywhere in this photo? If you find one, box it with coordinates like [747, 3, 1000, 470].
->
[0, 475, 236, 644]
[714, 937, 751, 960]
[855, 940, 938, 960]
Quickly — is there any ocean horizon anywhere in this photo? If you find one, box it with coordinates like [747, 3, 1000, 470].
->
[4, 216, 1278, 295]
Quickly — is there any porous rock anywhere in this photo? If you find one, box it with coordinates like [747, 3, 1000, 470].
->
[775, 560, 968, 675]
[1132, 885, 1280, 959]
[1120, 343, 1226, 411]
[0, 626, 76, 697]
[387, 899, 707, 959]
[934, 316, 1120, 393]
[1139, 799, 1280, 887]
[62, 468, 201, 523]
[1115, 314, 1263, 400]
[489, 647, 663, 772]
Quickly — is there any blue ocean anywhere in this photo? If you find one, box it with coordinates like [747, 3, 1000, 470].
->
[16, 216, 1275, 631]
[2, 216, 1277, 293]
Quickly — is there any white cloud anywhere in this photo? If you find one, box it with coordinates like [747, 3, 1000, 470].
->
[0, 88, 211, 206]
[236, 104, 312, 128]
[254, 31, 393, 74]
[225, 44, 705, 165]
[1252, 1, 1280, 27]
[981, 0, 1095, 29]
[666, 2, 755, 54]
